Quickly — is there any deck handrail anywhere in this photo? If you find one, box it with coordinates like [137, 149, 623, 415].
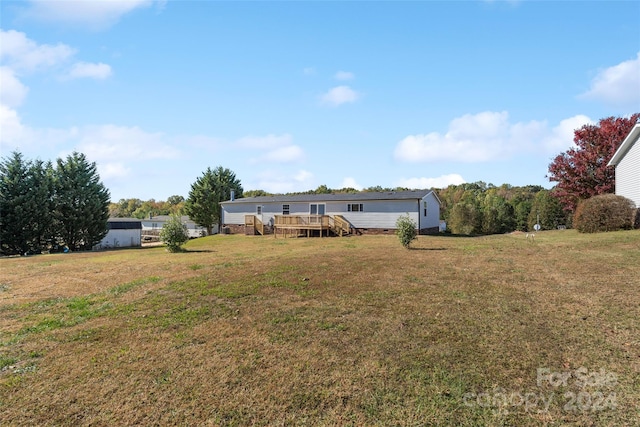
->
[244, 215, 264, 235]
[333, 215, 350, 233]
[274, 215, 329, 226]
[254, 216, 264, 235]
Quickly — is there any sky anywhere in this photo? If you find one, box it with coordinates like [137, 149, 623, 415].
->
[1, 0, 639, 202]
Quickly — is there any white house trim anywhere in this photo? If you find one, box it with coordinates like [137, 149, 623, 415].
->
[608, 123, 640, 207]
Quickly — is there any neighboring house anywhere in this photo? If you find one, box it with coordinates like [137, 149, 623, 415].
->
[220, 190, 441, 236]
[93, 218, 142, 250]
[141, 215, 211, 238]
[608, 123, 640, 207]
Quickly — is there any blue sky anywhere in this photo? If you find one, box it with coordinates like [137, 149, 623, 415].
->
[1, 0, 639, 201]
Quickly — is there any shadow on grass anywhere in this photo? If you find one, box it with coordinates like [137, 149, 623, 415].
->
[410, 247, 447, 251]
[432, 233, 480, 238]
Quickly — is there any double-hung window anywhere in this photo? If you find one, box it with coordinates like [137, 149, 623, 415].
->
[282, 204, 290, 215]
[347, 203, 363, 212]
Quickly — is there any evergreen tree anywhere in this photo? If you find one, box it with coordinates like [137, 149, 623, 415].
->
[54, 152, 110, 251]
[184, 166, 243, 235]
[0, 152, 54, 255]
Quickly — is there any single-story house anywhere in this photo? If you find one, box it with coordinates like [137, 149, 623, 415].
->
[141, 215, 211, 238]
[93, 218, 142, 250]
[608, 123, 640, 207]
[220, 190, 441, 236]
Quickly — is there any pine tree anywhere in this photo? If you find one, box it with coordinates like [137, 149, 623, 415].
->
[0, 152, 54, 255]
[54, 152, 110, 251]
[184, 166, 243, 235]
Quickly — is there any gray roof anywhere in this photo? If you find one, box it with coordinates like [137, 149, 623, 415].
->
[221, 190, 437, 205]
[107, 218, 142, 229]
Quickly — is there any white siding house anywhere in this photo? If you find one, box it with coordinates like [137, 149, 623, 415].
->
[93, 218, 142, 250]
[220, 190, 441, 235]
[141, 215, 211, 238]
[608, 124, 640, 207]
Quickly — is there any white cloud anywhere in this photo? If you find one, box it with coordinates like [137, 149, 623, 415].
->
[396, 174, 466, 189]
[0, 104, 27, 145]
[294, 170, 313, 183]
[0, 30, 112, 114]
[541, 115, 592, 153]
[0, 67, 29, 108]
[580, 52, 640, 108]
[340, 177, 362, 190]
[254, 169, 314, 193]
[20, 0, 161, 30]
[303, 67, 316, 75]
[0, 103, 77, 152]
[98, 162, 131, 180]
[76, 125, 180, 162]
[0, 29, 75, 72]
[320, 85, 359, 107]
[394, 111, 591, 163]
[263, 145, 304, 163]
[67, 61, 112, 80]
[238, 134, 304, 164]
[334, 71, 354, 81]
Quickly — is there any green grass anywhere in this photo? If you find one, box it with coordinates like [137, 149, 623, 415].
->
[0, 230, 638, 426]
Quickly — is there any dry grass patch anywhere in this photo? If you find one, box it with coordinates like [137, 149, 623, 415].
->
[1, 231, 639, 425]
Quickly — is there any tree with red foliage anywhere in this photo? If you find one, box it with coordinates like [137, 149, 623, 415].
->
[547, 114, 640, 213]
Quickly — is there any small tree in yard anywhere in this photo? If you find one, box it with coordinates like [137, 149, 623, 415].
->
[396, 214, 418, 248]
[160, 215, 189, 252]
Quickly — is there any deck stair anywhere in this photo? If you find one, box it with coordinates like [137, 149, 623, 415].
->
[244, 215, 266, 235]
[330, 215, 351, 236]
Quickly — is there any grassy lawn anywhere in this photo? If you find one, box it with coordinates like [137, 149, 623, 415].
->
[1, 230, 639, 426]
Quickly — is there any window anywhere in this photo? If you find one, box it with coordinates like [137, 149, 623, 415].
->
[347, 203, 363, 212]
[310, 204, 325, 215]
[256, 206, 262, 215]
[282, 204, 290, 215]
[423, 201, 427, 216]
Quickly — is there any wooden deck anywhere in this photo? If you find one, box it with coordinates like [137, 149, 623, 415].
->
[244, 214, 351, 238]
[274, 214, 331, 237]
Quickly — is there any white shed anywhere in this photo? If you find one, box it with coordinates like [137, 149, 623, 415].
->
[141, 215, 211, 238]
[608, 123, 640, 207]
[94, 218, 142, 250]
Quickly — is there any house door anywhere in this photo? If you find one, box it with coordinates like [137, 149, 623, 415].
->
[310, 204, 325, 215]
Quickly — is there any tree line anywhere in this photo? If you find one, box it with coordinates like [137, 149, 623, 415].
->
[0, 151, 110, 255]
[3, 114, 636, 255]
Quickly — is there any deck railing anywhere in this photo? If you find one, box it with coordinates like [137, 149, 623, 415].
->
[244, 215, 265, 235]
[274, 215, 329, 227]
[333, 215, 351, 236]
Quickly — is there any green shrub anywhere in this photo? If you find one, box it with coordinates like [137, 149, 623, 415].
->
[395, 214, 417, 248]
[160, 215, 189, 252]
[573, 194, 636, 233]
